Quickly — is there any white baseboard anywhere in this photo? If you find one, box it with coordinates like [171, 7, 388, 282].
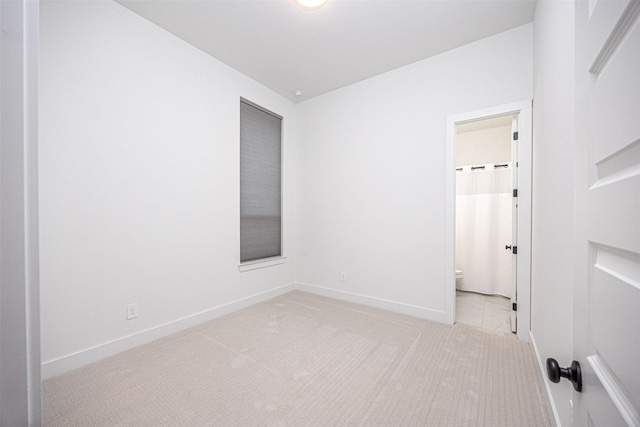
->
[295, 282, 446, 323]
[41, 283, 297, 380]
[529, 331, 561, 427]
[43, 282, 446, 379]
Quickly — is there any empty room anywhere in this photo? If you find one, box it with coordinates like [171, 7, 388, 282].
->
[1, 0, 639, 426]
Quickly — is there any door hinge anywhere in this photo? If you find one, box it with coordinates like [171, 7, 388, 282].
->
[513, 131, 519, 140]
[512, 302, 517, 311]
[513, 189, 518, 197]
[513, 246, 517, 254]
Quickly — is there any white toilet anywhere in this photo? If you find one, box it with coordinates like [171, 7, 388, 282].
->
[455, 269, 463, 287]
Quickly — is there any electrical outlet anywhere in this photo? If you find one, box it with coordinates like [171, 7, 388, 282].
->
[127, 303, 138, 320]
[340, 272, 347, 282]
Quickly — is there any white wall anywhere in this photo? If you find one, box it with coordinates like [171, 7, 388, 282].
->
[39, 0, 297, 378]
[39, 2, 539, 380]
[295, 24, 533, 320]
[530, 0, 576, 425]
[456, 125, 512, 167]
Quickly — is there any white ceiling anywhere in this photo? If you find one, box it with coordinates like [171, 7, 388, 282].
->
[116, 0, 536, 103]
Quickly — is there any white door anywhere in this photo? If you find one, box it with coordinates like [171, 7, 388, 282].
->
[510, 116, 518, 333]
[574, 0, 640, 425]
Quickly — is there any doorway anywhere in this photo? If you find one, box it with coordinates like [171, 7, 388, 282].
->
[454, 114, 515, 334]
[445, 100, 532, 342]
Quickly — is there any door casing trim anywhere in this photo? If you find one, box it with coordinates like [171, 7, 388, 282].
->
[445, 100, 532, 341]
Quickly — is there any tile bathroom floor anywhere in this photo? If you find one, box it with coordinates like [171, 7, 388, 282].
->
[456, 290, 513, 334]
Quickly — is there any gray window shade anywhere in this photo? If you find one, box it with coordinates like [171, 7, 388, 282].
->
[240, 100, 282, 263]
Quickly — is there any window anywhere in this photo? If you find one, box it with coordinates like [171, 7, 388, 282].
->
[239, 99, 282, 263]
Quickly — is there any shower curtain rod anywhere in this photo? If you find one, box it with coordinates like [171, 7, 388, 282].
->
[456, 163, 511, 172]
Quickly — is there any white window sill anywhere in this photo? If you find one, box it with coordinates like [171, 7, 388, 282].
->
[238, 256, 286, 272]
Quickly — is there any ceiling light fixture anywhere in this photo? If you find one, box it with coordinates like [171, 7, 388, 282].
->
[295, 0, 327, 10]
[293, 89, 303, 97]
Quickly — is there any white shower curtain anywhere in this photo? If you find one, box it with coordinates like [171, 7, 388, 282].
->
[456, 167, 512, 297]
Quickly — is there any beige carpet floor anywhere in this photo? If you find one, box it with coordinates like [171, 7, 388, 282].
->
[43, 291, 551, 426]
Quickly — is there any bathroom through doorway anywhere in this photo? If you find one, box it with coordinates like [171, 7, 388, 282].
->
[445, 100, 532, 341]
[455, 114, 516, 333]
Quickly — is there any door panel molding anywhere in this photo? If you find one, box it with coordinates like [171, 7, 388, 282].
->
[589, 0, 640, 74]
[587, 354, 640, 426]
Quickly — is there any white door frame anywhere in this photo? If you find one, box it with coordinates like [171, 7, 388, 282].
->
[0, 0, 42, 424]
[445, 100, 532, 341]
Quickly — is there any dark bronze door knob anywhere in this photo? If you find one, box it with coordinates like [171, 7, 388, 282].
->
[546, 358, 582, 392]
